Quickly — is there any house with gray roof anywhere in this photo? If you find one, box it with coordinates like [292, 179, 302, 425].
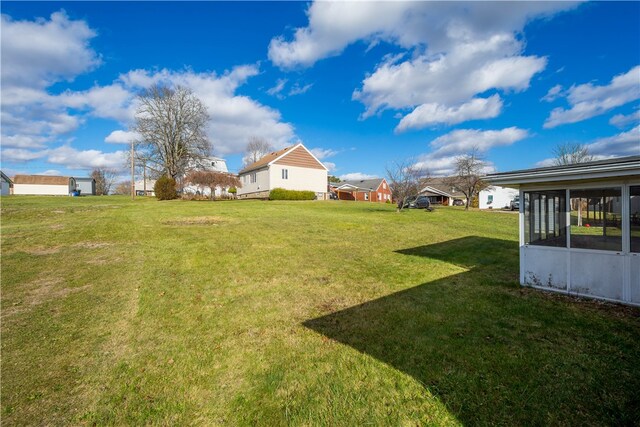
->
[331, 178, 392, 202]
[419, 177, 467, 206]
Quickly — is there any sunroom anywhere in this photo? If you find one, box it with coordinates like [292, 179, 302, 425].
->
[486, 156, 640, 306]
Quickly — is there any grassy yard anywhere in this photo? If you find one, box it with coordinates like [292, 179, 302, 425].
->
[1, 196, 639, 426]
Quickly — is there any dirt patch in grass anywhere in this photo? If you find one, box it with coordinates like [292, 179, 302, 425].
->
[23, 241, 111, 255]
[3, 277, 91, 318]
[162, 216, 227, 226]
[25, 246, 62, 255]
[72, 242, 112, 249]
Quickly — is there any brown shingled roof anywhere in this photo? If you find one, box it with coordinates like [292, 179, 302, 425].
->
[239, 144, 297, 174]
[13, 175, 71, 185]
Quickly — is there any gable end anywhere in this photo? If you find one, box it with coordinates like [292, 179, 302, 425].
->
[273, 145, 326, 170]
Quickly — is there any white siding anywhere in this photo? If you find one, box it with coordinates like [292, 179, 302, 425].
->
[479, 185, 518, 209]
[13, 184, 70, 196]
[269, 165, 327, 194]
[237, 168, 270, 196]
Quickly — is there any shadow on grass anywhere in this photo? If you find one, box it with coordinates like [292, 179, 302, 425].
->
[304, 237, 640, 425]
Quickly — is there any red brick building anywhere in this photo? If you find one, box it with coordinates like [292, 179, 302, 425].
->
[330, 178, 392, 202]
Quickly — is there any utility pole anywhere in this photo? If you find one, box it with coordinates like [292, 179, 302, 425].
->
[130, 140, 135, 200]
[143, 160, 147, 196]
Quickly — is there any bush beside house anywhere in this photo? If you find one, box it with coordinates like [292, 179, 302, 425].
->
[269, 188, 315, 200]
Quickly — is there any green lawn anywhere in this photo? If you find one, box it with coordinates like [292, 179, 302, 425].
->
[1, 196, 639, 426]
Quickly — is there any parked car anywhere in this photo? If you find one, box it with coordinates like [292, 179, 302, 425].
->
[510, 196, 520, 211]
[452, 199, 465, 206]
[329, 192, 338, 200]
[402, 195, 417, 209]
[405, 195, 432, 210]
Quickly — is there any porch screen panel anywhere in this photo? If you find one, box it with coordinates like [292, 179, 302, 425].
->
[631, 186, 640, 253]
[570, 188, 622, 251]
[524, 190, 566, 247]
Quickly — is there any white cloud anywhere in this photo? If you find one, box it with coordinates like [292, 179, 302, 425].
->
[610, 109, 640, 128]
[586, 125, 640, 157]
[268, 1, 576, 128]
[353, 35, 546, 119]
[1, 11, 100, 89]
[413, 154, 497, 177]
[1, 148, 47, 162]
[544, 66, 640, 128]
[534, 158, 556, 168]
[105, 130, 140, 144]
[39, 169, 63, 176]
[542, 84, 563, 102]
[339, 172, 377, 181]
[46, 145, 127, 170]
[428, 127, 530, 158]
[1, 11, 99, 150]
[410, 127, 527, 176]
[269, 2, 576, 69]
[0, 135, 49, 149]
[267, 78, 288, 98]
[289, 83, 313, 96]
[310, 147, 339, 160]
[396, 95, 503, 131]
[323, 161, 336, 172]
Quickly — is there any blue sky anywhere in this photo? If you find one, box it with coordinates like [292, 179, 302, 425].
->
[1, 1, 639, 180]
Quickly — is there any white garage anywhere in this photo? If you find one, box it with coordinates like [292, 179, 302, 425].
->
[13, 175, 77, 196]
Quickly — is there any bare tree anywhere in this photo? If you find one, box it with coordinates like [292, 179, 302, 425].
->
[91, 168, 118, 195]
[386, 159, 425, 211]
[185, 170, 242, 200]
[243, 137, 273, 166]
[444, 150, 489, 210]
[133, 84, 212, 180]
[552, 142, 594, 166]
[113, 181, 131, 195]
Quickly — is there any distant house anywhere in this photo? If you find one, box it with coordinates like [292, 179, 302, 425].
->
[135, 179, 157, 196]
[13, 175, 76, 196]
[419, 178, 467, 205]
[74, 177, 96, 196]
[237, 143, 328, 199]
[331, 178, 392, 202]
[181, 156, 231, 198]
[1, 171, 12, 196]
[479, 185, 518, 209]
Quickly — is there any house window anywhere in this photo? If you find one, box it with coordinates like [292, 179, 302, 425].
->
[524, 190, 567, 247]
[364, 193, 369, 201]
[383, 182, 387, 189]
[570, 188, 622, 251]
[378, 192, 381, 200]
[631, 186, 640, 253]
[487, 195, 494, 204]
[250, 173, 257, 184]
[282, 169, 288, 180]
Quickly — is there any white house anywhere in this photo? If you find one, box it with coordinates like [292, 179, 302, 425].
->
[479, 185, 518, 209]
[12, 175, 77, 196]
[1, 171, 12, 195]
[237, 143, 328, 199]
[486, 156, 640, 306]
[181, 156, 231, 198]
[135, 179, 157, 196]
